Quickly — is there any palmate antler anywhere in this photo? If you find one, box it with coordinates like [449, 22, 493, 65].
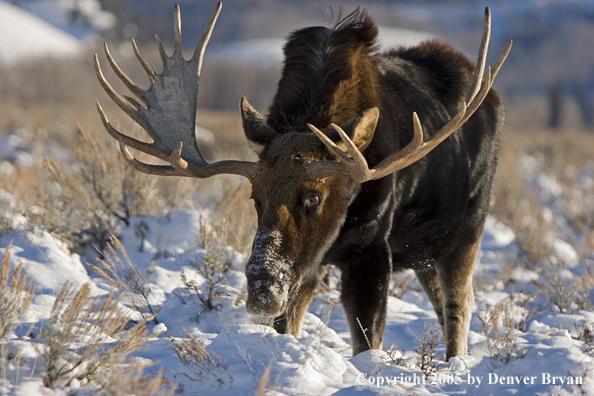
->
[307, 7, 512, 183]
[94, 3, 258, 180]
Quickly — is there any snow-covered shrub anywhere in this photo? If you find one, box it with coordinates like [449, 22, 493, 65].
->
[43, 125, 156, 254]
[180, 250, 231, 314]
[415, 322, 442, 380]
[386, 344, 406, 367]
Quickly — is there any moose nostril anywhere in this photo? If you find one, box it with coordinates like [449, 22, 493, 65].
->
[245, 286, 284, 316]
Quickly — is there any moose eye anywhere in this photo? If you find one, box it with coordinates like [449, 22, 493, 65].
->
[303, 192, 321, 208]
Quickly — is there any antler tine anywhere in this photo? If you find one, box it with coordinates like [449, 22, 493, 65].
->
[191, 1, 222, 72]
[308, 124, 352, 164]
[329, 123, 372, 183]
[170, 142, 200, 177]
[131, 37, 155, 81]
[96, 101, 170, 162]
[376, 112, 426, 171]
[465, 7, 491, 105]
[384, 111, 425, 163]
[463, 67, 491, 122]
[173, 5, 183, 61]
[457, 39, 512, 126]
[103, 43, 148, 108]
[94, 53, 154, 135]
[155, 35, 168, 67]
[119, 141, 182, 176]
[490, 40, 513, 82]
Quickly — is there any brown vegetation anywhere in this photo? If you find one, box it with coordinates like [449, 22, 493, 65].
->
[40, 282, 171, 394]
[0, 242, 35, 341]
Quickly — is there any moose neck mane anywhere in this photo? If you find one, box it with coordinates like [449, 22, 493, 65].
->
[267, 9, 380, 134]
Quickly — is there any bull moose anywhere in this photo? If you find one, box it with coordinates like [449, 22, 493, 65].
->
[94, 3, 511, 360]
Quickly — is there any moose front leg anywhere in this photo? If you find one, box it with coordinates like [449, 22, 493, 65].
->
[340, 245, 391, 356]
[437, 237, 481, 360]
[273, 277, 317, 338]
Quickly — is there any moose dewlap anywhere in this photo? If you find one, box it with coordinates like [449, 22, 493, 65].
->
[94, 2, 511, 360]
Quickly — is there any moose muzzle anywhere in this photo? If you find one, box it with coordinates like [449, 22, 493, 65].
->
[244, 227, 292, 317]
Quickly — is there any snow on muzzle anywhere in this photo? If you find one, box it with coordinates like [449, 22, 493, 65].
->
[245, 227, 292, 317]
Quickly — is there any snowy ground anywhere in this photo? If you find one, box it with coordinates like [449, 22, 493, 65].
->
[2, 167, 594, 395]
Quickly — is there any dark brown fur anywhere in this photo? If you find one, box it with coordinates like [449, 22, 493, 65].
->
[242, 9, 504, 360]
[267, 10, 380, 133]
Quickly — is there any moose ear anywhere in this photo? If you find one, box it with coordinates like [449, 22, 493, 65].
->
[241, 96, 278, 155]
[333, 107, 379, 152]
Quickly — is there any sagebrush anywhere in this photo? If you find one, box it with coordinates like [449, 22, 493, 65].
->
[0, 242, 35, 341]
[40, 281, 171, 395]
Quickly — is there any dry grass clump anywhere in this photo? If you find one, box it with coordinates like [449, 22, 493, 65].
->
[0, 242, 35, 341]
[494, 191, 557, 267]
[390, 272, 412, 299]
[573, 322, 594, 355]
[91, 236, 159, 322]
[477, 295, 533, 363]
[40, 281, 171, 394]
[73, 124, 161, 225]
[210, 182, 258, 254]
[530, 272, 593, 313]
[43, 124, 197, 254]
[171, 328, 228, 382]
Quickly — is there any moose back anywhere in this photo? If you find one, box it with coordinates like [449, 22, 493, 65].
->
[94, 3, 511, 360]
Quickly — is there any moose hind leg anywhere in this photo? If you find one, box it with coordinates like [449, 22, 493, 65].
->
[415, 267, 445, 334]
[437, 238, 481, 360]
